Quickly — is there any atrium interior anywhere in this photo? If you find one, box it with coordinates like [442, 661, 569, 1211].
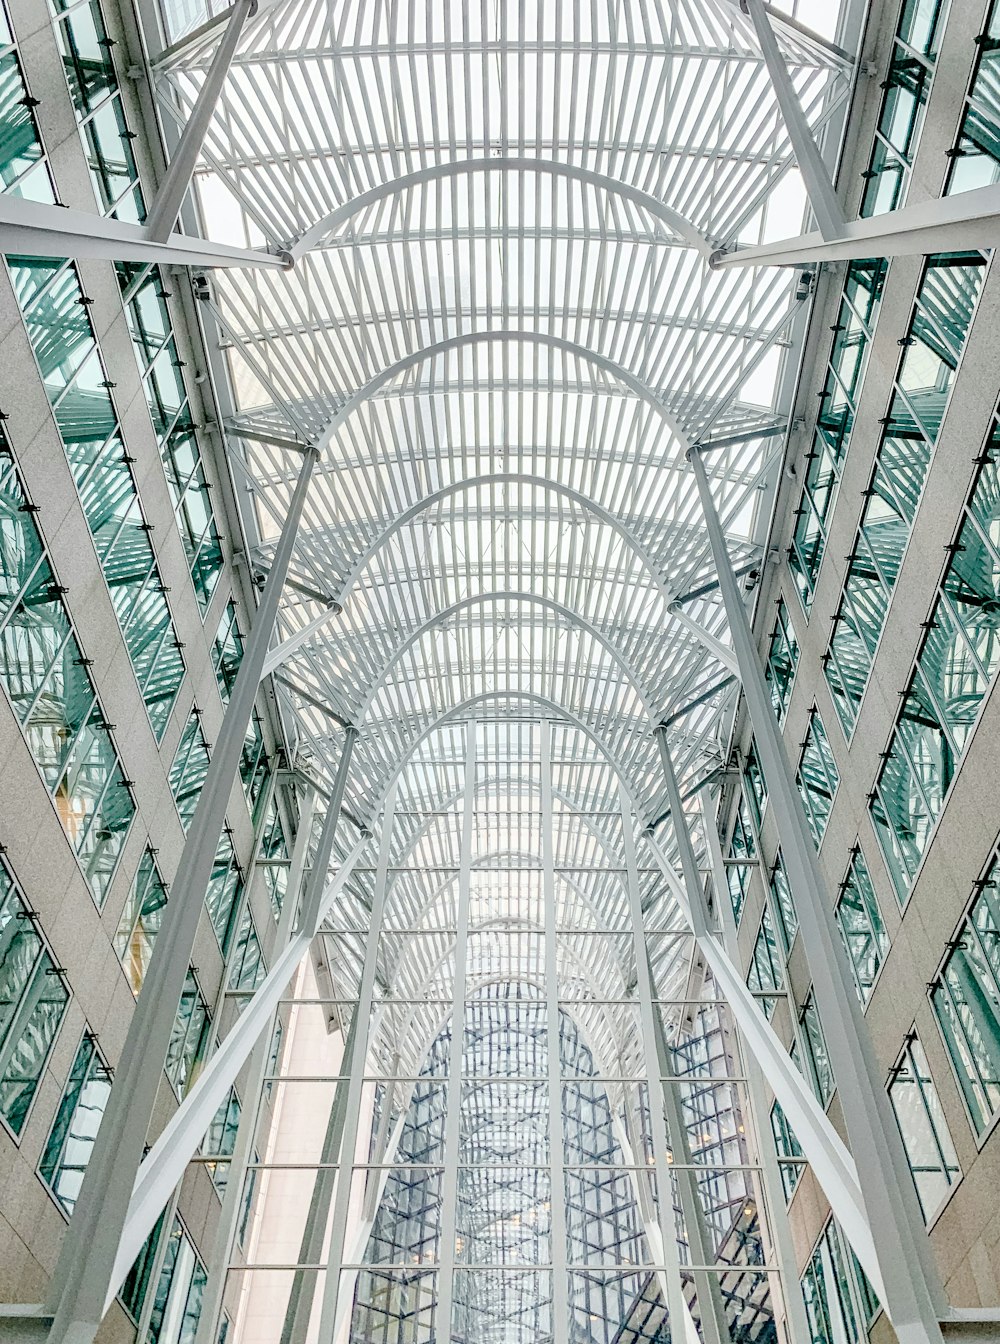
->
[0, 2, 999, 1344]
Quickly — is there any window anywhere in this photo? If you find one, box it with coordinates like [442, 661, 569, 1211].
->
[200, 1087, 241, 1195]
[115, 848, 168, 994]
[228, 906, 265, 994]
[824, 254, 986, 733]
[835, 848, 889, 1004]
[801, 1218, 879, 1344]
[146, 1215, 207, 1344]
[888, 1035, 960, 1221]
[39, 1031, 111, 1214]
[265, 1019, 283, 1099]
[170, 710, 211, 830]
[117, 265, 225, 612]
[796, 709, 839, 847]
[0, 24, 55, 201]
[799, 992, 834, 1107]
[726, 799, 756, 925]
[6, 254, 186, 738]
[119, 1211, 168, 1327]
[743, 740, 766, 830]
[859, 0, 949, 217]
[770, 1102, 803, 1201]
[769, 851, 797, 955]
[764, 598, 798, 724]
[212, 600, 242, 701]
[947, 0, 1000, 195]
[0, 863, 70, 1135]
[747, 907, 782, 1020]
[238, 1156, 258, 1247]
[210, 601, 270, 815]
[205, 833, 243, 954]
[871, 408, 1000, 903]
[789, 260, 888, 609]
[0, 427, 135, 901]
[240, 707, 269, 818]
[50, 0, 143, 221]
[930, 851, 1000, 1136]
[258, 797, 291, 920]
[165, 969, 210, 1099]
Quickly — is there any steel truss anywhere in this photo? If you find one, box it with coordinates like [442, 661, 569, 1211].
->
[7, 0, 990, 1342]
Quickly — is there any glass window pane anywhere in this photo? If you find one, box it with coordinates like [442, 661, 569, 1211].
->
[889, 1035, 960, 1222]
[835, 848, 889, 1003]
[39, 1031, 112, 1214]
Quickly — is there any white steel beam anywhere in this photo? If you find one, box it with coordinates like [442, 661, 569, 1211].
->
[0, 195, 286, 268]
[429, 724, 478, 1344]
[687, 447, 946, 1343]
[48, 449, 318, 1344]
[289, 158, 714, 259]
[652, 987, 730, 1344]
[700, 797, 812, 1344]
[742, 0, 845, 240]
[106, 760, 362, 1302]
[650, 734, 879, 1296]
[192, 786, 318, 1344]
[619, 786, 705, 1344]
[540, 721, 571, 1344]
[712, 182, 1000, 267]
[259, 475, 738, 680]
[314, 780, 401, 1344]
[147, 0, 256, 241]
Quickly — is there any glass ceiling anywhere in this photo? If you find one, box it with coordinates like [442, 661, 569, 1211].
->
[150, 5, 854, 1327]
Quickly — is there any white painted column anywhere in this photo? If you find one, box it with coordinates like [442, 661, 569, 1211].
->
[105, 731, 360, 1299]
[47, 448, 318, 1344]
[619, 784, 716, 1344]
[650, 987, 730, 1344]
[193, 786, 318, 1344]
[431, 723, 478, 1344]
[540, 721, 571, 1344]
[314, 780, 401, 1344]
[686, 446, 946, 1344]
[700, 796, 812, 1344]
[146, 0, 255, 241]
[743, 0, 845, 241]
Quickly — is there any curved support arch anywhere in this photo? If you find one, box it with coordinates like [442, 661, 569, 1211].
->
[290, 157, 714, 261]
[357, 590, 659, 722]
[260, 330, 746, 682]
[341, 474, 675, 604]
[322, 689, 666, 840]
[262, 473, 738, 678]
[314, 329, 690, 456]
[371, 847, 645, 1063]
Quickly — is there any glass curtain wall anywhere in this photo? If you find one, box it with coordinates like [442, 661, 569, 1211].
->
[229, 723, 785, 1344]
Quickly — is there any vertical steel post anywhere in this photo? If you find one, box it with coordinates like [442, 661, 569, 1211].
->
[540, 721, 571, 1344]
[743, 0, 845, 241]
[619, 786, 706, 1344]
[146, 0, 256, 241]
[280, 1015, 360, 1344]
[193, 786, 317, 1344]
[47, 448, 317, 1344]
[432, 724, 478, 1344]
[688, 446, 945, 1344]
[700, 797, 812, 1344]
[314, 779, 401, 1344]
[650, 990, 730, 1344]
[108, 736, 362, 1299]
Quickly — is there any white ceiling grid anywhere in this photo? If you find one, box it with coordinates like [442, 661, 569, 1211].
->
[158, 0, 850, 1041]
